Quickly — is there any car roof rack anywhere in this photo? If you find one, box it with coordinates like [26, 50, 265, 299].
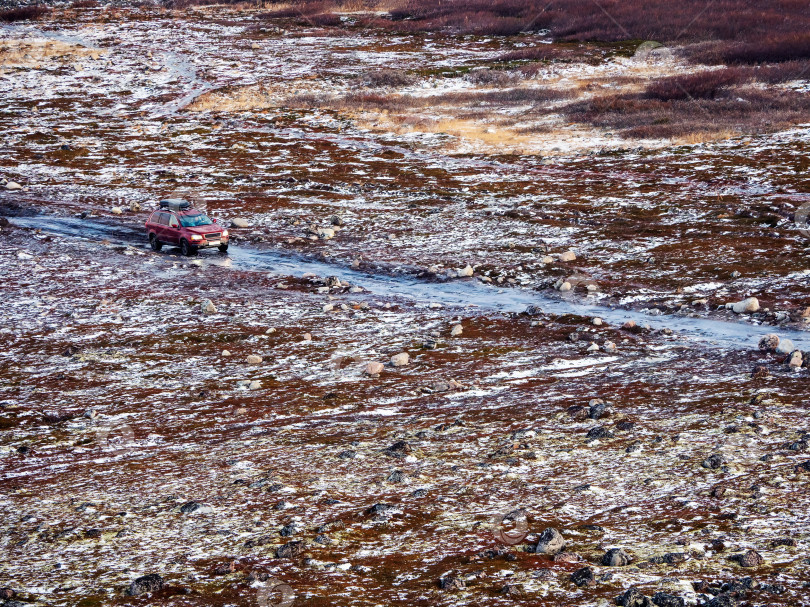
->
[159, 199, 191, 211]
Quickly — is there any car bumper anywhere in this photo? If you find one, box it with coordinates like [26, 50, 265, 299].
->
[194, 237, 228, 248]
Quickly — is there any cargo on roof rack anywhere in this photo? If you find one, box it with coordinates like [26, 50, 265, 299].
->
[159, 199, 190, 211]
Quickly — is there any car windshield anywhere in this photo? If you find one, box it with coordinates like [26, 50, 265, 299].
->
[179, 212, 213, 227]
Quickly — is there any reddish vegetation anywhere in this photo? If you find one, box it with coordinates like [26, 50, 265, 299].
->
[379, 0, 810, 56]
[251, 0, 810, 70]
[565, 88, 810, 139]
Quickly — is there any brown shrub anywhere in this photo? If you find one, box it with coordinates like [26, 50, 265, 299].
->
[645, 68, 750, 101]
[464, 67, 523, 86]
[357, 68, 417, 88]
[0, 5, 48, 22]
[705, 33, 810, 65]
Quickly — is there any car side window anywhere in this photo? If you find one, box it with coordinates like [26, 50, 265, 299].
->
[168, 214, 179, 228]
[158, 212, 169, 226]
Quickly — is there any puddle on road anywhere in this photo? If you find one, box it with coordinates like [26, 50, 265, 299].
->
[9, 214, 810, 351]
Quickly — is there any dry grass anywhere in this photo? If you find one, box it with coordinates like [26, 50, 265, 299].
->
[0, 38, 104, 69]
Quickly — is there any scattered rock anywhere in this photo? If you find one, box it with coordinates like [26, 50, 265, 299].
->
[732, 549, 763, 567]
[499, 583, 525, 597]
[618, 587, 652, 607]
[450, 324, 463, 336]
[179, 501, 207, 514]
[535, 527, 566, 555]
[652, 592, 685, 607]
[589, 400, 608, 419]
[457, 265, 474, 277]
[386, 470, 405, 483]
[602, 547, 633, 566]
[758, 333, 780, 351]
[775, 338, 795, 354]
[231, 217, 250, 228]
[221, 350, 231, 357]
[0, 588, 15, 600]
[567, 405, 590, 420]
[570, 566, 595, 587]
[586, 425, 614, 440]
[702, 453, 726, 470]
[422, 379, 462, 393]
[706, 596, 738, 607]
[439, 572, 466, 591]
[384, 440, 412, 458]
[126, 573, 164, 596]
[750, 365, 769, 379]
[593, 317, 603, 326]
[730, 297, 759, 314]
[200, 299, 217, 315]
[390, 352, 409, 367]
[788, 350, 803, 367]
[275, 540, 306, 559]
[129, 201, 141, 212]
[111, 206, 123, 215]
[5, 181, 22, 191]
[365, 361, 384, 375]
[552, 551, 581, 563]
[246, 354, 263, 365]
[559, 250, 576, 262]
[794, 460, 810, 473]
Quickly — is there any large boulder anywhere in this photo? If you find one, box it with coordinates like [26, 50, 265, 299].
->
[126, 573, 164, 596]
[730, 297, 759, 314]
[391, 352, 410, 367]
[535, 527, 566, 555]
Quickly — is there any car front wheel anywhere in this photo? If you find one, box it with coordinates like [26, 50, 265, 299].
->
[180, 239, 197, 256]
[218, 244, 229, 253]
[150, 234, 162, 251]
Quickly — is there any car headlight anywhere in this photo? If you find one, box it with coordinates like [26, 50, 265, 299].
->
[222, 229, 229, 237]
[190, 235, 203, 241]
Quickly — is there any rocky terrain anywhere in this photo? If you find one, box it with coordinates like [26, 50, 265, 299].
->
[1, 3, 809, 607]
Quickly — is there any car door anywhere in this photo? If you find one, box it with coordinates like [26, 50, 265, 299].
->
[166, 213, 182, 245]
[155, 211, 170, 242]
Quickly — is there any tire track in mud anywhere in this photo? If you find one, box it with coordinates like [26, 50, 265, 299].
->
[8, 214, 810, 351]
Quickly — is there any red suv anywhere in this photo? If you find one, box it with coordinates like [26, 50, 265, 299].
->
[145, 199, 229, 256]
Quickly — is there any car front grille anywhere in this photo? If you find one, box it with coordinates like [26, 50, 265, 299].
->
[206, 233, 222, 241]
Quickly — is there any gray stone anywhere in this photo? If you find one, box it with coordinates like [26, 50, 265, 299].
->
[201, 299, 217, 315]
[731, 297, 759, 314]
[602, 547, 633, 566]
